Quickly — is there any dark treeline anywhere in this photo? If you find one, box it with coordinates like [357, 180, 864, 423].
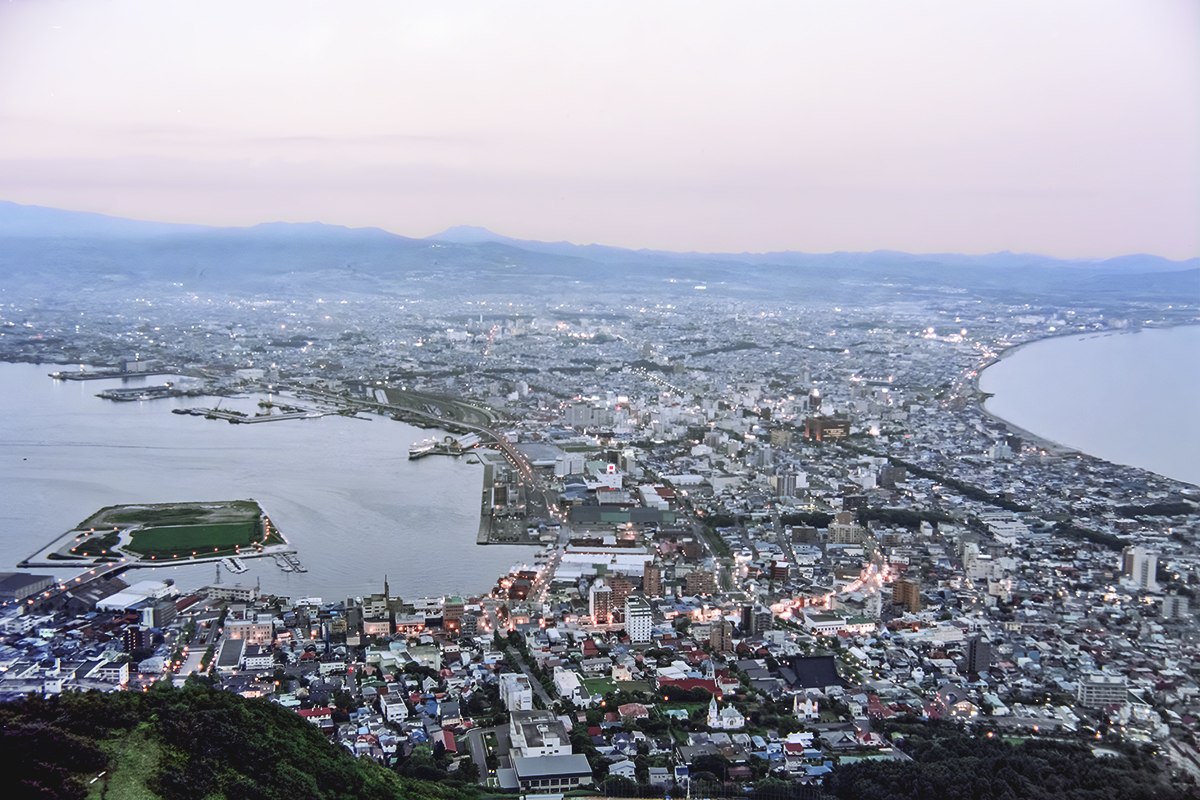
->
[825, 718, 1189, 800]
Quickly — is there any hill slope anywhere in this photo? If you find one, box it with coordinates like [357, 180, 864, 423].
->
[1, 682, 484, 800]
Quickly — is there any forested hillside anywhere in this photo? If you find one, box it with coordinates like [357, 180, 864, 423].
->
[2, 681, 485, 800]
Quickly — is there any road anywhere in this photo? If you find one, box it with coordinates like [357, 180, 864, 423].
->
[466, 727, 493, 787]
[172, 621, 218, 684]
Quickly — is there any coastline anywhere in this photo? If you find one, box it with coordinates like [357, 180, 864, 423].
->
[0, 361, 520, 600]
[973, 324, 1200, 485]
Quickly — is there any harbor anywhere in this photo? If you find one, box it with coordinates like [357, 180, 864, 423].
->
[96, 383, 198, 402]
[172, 403, 328, 424]
[408, 432, 482, 459]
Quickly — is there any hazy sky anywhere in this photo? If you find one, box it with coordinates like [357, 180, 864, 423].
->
[1, 1, 1196, 257]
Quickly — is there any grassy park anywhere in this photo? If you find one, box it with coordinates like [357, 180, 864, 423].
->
[60, 500, 276, 563]
[126, 521, 259, 557]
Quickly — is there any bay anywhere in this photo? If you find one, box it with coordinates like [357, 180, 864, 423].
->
[0, 362, 530, 601]
[980, 325, 1200, 486]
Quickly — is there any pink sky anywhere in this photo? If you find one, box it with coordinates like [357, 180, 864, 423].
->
[0, 1, 1196, 258]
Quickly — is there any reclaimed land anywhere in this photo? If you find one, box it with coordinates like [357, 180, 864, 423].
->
[24, 499, 282, 568]
[77, 499, 262, 530]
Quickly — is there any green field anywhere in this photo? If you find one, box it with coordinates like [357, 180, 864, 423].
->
[76, 500, 262, 531]
[126, 521, 260, 557]
[582, 678, 617, 696]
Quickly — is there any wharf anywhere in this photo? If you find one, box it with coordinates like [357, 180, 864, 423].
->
[96, 383, 184, 401]
[174, 407, 325, 423]
[50, 368, 176, 381]
[272, 552, 307, 572]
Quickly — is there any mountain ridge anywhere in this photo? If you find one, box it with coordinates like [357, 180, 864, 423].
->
[5, 201, 1195, 272]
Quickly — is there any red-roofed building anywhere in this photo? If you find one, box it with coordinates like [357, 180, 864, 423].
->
[617, 702, 649, 719]
[432, 730, 458, 753]
[867, 695, 896, 718]
[297, 706, 332, 724]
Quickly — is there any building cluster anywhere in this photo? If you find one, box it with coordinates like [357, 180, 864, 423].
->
[2, 282, 1199, 790]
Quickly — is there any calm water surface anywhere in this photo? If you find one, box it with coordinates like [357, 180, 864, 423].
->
[980, 326, 1200, 486]
[0, 362, 529, 600]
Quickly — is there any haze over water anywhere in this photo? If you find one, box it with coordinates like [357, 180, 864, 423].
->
[0, 363, 528, 601]
[980, 325, 1200, 487]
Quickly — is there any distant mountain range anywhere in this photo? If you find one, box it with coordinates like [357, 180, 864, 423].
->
[2, 201, 1196, 306]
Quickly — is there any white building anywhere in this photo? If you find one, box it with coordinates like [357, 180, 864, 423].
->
[1122, 546, 1160, 592]
[707, 697, 745, 729]
[380, 692, 411, 723]
[510, 709, 572, 758]
[625, 596, 653, 643]
[499, 672, 534, 712]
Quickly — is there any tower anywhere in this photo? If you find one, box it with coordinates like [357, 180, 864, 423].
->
[965, 636, 991, 674]
[1122, 546, 1159, 592]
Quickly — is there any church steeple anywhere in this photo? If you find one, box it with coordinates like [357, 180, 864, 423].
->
[384, 575, 390, 599]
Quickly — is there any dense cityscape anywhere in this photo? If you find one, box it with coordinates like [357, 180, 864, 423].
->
[1, 251, 1198, 798]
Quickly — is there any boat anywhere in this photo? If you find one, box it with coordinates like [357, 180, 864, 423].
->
[281, 552, 307, 572]
[221, 556, 248, 574]
[408, 437, 440, 459]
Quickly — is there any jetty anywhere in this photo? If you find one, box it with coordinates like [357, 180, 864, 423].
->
[409, 432, 482, 460]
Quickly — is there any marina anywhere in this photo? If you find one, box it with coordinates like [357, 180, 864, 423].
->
[221, 556, 248, 574]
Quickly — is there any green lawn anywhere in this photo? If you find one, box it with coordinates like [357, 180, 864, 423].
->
[615, 680, 652, 693]
[582, 678, 617, 696]
[127, 521, 259, 557]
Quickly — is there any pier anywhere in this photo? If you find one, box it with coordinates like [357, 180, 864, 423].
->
[173, 407, 326, 423]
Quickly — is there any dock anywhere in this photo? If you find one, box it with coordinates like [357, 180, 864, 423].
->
[96, 383, 182, 401]
[174, 407, 326, 423]
[273, 552, 307, 572]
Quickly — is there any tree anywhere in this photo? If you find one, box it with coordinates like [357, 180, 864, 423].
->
[453, 755, 478, 784]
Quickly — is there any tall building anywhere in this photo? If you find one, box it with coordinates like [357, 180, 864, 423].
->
[625, 595, 653, 643]
[965, 635, 991, 674]
[773, 472, 797, 497]
[643, 562, 663, 598]
[1122, 546, 1160, 592]
[685, 569, 716, 597]
[710, 620, 733, 653]
[741, 604, 757, 637]
[608, 575, 634, 608]
[740, 604, 772, 637]
[122, 627, 149, 653]
[589, 581, 614, 624]
[892, 579, 921, 613]
[1163, 593, 1190, 620]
